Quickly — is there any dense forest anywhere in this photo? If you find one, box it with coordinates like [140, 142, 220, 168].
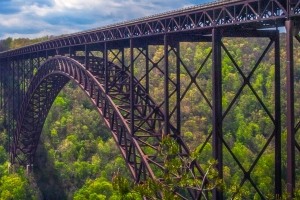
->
[0, 32, 300, 199]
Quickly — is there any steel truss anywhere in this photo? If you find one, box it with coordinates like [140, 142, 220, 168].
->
[0, 0, 300, 58]
[1, 27, 281, 199]
[0, 53, 41, 155]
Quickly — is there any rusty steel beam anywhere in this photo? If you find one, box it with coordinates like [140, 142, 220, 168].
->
[104, 42, 108, 93]
[164, 34, 170, 136]
[274, 29, 282, 198]
[130, 39, 135, 138]
[212, 27, 223, 200]
[286, 19, 295, 199]
[175, 42, 181, 135]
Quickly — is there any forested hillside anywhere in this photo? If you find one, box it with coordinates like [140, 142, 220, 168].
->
[0, 33, 300, 199]
[0, 36, 51, 52]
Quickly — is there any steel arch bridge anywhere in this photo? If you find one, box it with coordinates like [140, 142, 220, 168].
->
[1, 0, 300, 199]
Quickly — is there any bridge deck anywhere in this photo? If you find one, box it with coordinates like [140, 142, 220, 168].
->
[0, 0, 299, 58]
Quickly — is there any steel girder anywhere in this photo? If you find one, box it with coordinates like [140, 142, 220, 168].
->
[0, 0, 300, 58]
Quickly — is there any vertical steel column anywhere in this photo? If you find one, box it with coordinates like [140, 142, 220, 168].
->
[0, 59, 1, 110]
[1, 59, 3, 110]
[121, 47, 126, 90]
[1, 59, 4, 109]
[121, 47, 125, 71]
[85, 45, 89, 70]
[37, 52, 40, 68]
[164, 34, 170, 135]
[1, 59, 3, 112]
[4, 58, 8, 152]
[144, 44, 150, 112]
[176, 42, 181, 134]
[14, 58, 18, 114]
[212, 28, 223, 200]
[130, 39, 135, 136]
[104, 42, 108, 93]
[16, 57, 20, 114]
[0, 59, 2, 109]
[22, 55, 25, 98]
[69, 47, 72, 58]
[274, 30, 282, 197]
[142, 44, 150, 118]
[286, 19, 295, 198]
[30, 54, 33, 78]
[11, 57, 15, 157]
[145, 45, 149, 95]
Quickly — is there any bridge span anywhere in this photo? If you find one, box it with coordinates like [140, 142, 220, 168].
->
[1, 0, 300, 199]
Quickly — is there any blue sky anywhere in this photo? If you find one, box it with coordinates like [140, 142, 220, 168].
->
[0, 0, 213, 39]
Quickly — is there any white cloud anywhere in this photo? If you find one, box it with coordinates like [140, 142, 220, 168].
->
[0, 0, 200, 39]
[22, 4, 55, 17]
[0, 16, 22, 27]
[54, 0, 84, 10]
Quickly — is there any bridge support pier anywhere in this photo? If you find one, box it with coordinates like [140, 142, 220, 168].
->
[212, 27, 223, 200]
[164, 34, 170, 136]
[286, 19, 296, 199]
[209, 28, 282, 199]
[0, 60, 2, 110]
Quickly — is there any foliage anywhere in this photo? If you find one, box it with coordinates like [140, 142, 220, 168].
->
[0, 163, 40, 200]
[0, 38, 12, 52]
[0, 36, 52, 52]
[112, 135, 223, 199]
[73, 176, 114, 200]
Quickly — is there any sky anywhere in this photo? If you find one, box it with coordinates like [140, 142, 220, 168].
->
[0, 0, 213, 39]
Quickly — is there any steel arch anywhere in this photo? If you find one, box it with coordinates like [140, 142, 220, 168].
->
[13, 55, 205, 199]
